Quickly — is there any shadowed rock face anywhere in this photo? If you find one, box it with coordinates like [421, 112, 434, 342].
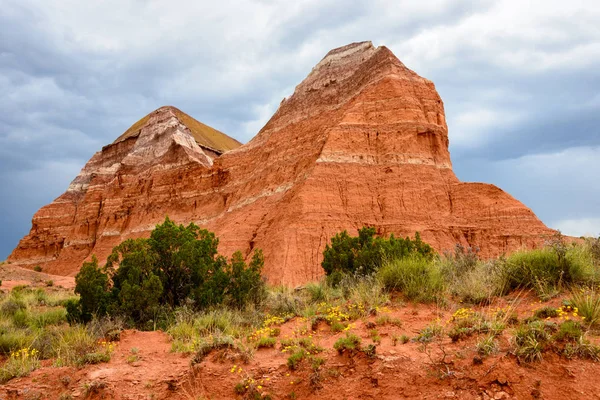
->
[8, 42, 555, 285]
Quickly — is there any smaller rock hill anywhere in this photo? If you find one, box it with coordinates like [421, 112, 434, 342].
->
[113, 106, 242, 155]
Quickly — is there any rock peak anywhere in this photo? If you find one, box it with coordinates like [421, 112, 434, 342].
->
[8, 42, 554, 285]
[113, 106, 241, 154]
[316, 41, 376, 69]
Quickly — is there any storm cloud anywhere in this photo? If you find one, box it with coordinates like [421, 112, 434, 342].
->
[1, 0, 599, 259]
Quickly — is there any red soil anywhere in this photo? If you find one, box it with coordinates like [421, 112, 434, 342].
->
[2, 292, 599, 399]
[0, 265, 75, 292]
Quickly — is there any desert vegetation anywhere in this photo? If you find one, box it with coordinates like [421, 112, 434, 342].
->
[3, 226, 600, 399]
[0, 285, 118, 383]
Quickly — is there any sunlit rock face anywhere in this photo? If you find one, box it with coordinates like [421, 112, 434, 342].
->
[8, 42, 554, 285]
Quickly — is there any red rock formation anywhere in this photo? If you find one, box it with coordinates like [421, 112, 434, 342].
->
[8, 42, 555, 285]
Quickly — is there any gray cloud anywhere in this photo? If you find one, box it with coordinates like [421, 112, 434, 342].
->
[1, 0, 599, 259]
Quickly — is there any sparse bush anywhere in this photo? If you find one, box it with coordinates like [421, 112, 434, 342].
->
[500, 236, 595, 297]
[1, 297, 26, 316]
[305, 281, 340, 304]
[448, 261, 503, 305]
[533, 306, 559, 320]
[29, 308, 67, 328]
[168, 307, 254, 354]
[476, 335, 498, 357]
[554, 320, 583, 342]
[441, 244, 479, 277]
[363, 343, 377, 358]
[265, 286, 305, 317]
[512, 321, 551, 362]
[369, 329, 381, 344]
[378, 255, 444, 302]
[563, 337, 600, 361]
[339, 274, 389, 312]
[256, 336, 276, 348]
[333, 333, 362, 354]
[0, 348, 40, 383]
[287, 348, 306, 370]
[570, 288, 600, 327]
[587, 237, 600, 265]
[191, 334, 235, 365]
[33, 265, 42, 272]
[416, 322, 443, 343]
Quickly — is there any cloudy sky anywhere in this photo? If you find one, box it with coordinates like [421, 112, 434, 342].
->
[1, 0, 599, 259]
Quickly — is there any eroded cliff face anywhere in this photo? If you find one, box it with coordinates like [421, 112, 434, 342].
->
[8, 42, 555, 284]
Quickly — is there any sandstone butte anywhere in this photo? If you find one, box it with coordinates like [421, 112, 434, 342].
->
[8, 42, 556, 285]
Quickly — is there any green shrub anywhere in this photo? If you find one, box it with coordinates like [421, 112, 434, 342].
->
[33, 265, 42, 272]
[256, 337, 276, 348]
[310, 356, 325, 370]
[416, 323, 443, 343]
[333, 333, 362, 354]
[563, 337, 600, 361]
[0, 297, 26, 316]
[12, 309, 29, 328]
[191, 334, 235, 365]
[447, 262, 503, 305]
[330, 320, 345, 333]
[512, 321, 551, 362]
[305, 281, 340, 304]
[322, 228, 433, 280]
[378, 255, 444, 302]
[70, 256, 110, 323]
[570, 288, 600, 326]
[29, 308, 67, 329]
[440, 244, 479, 277]
[298, 337, 322, 353]
[501, 238, 594, 297]
[502, 249, 562, 291]
[0, 348, 40, 383]
[53, 326, 99, 367]
[554, 320, 583, 342]
[533, 306, 559, 320]
[71, 217, 266, 327]
[476, 335, 498, 357]
[369, 329, 381, 344]
[0, 331, 35, 355]
[287, 348, 306, 370]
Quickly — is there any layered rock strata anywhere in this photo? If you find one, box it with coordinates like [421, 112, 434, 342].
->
[8, 42, 555, 285]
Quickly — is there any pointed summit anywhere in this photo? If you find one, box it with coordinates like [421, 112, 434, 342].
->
[114, 106, 241, 155]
